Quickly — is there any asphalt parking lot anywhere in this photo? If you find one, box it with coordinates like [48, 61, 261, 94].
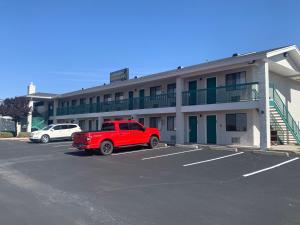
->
[0, 140, 299, 225]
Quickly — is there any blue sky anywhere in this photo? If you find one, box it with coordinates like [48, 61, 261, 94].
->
[0, 0, 299, 99]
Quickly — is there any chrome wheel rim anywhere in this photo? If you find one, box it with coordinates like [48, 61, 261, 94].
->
[42, 136, 48, 143]
[103, 143, 112, 154]
[152, 138, 158, 147]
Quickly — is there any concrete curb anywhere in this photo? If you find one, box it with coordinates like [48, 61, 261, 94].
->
[250, 150, 290, 157]
[0, 138, 29, 141]
[158, 143, 168, 147]
[175, 144, 199, 149]
[208, 146, 238, 152]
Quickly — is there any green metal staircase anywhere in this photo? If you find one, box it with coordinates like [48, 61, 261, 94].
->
[269, 86, 300, 144]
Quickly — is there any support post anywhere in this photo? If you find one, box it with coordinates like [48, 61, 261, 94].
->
[176, 77, 185, 144]
[258, 61, 271, 150]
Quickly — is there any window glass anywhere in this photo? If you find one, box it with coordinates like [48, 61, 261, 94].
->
[167, 116, 175, 131]
[226, 113, 247, 131]
[68, 125, 77, 129]
[119, 123, 130, 130]
[236, 113, 247, 131]
[225, 71, 246, 90]
[80, 98, 86, 105]
[104, 94, 112, 102]
[79, 120, 85, 131]
[71, 100, 77, 106]
[88, 120, 93, 131]
[150, 86, 161, 96]
[42, 125, 53, 130]
[61, 125, 69, 129]
[53, 125, 62, 130]
[167, 83, 176, 94]
[138, 118, 144, 125]
[130, 123, 144, 131]
[101, 123, 115, 131]
[115, 92, 124, 101]
[150, 117, 161, 130]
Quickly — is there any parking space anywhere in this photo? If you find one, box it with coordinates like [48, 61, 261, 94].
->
[0, 140, 299, 225]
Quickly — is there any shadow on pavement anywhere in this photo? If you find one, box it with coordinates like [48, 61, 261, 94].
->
[65, 145, 149, 157]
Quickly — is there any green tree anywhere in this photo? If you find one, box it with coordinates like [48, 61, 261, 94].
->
[0, 97, 31, 134]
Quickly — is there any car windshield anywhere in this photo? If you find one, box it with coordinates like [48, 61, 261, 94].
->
[42, 125, 53, 131]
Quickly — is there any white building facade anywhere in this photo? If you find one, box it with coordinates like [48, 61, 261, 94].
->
[27, 45, 300, 149]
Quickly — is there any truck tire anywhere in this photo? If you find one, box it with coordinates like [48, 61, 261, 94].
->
[41, 135, 50, 143]
[100, 140, 114, 156]
[148, 136, 159, 149]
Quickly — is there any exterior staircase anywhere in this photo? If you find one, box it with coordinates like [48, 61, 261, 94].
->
[269, 86, 300, 145]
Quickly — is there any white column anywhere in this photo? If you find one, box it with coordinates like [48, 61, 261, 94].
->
[98, 116, 103, 130]
[26, 99, 33, 132]
[258, 61, 271, 150]
[176, 77, 185, 144]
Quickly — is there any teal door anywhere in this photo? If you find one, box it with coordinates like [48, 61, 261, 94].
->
[139, 89, 144, 109]
[128, 91, 134, 110]
[189, 116, 198, 143]
[189, 81, 197, 105]
[207, 115, 217, 144]
[207, 77, 216, 104]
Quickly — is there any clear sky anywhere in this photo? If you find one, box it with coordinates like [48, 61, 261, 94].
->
[0, 0, 299, 99]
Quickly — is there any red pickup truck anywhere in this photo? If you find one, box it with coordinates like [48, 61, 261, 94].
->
[72, 120, 160, 155]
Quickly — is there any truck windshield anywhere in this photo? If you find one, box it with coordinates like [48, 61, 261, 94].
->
[101, 123, 115, 131]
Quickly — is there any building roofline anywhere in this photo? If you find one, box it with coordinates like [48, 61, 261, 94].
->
[44, 45, 297, 99]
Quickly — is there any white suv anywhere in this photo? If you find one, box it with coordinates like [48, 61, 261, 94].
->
[30, 124, 82, 143]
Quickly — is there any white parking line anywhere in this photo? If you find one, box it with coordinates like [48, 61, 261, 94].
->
[183, 152, 244, 167]
[142, 148, 203, 160]
[112, 146, 170, 156]
[243, 157, 299, 177]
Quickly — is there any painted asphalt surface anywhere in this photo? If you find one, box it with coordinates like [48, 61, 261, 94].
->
[0, 140, 299, 225]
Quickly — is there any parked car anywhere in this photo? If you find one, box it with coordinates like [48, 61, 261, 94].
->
[72, 120, 160, 155]
[30, 124, 82, 143]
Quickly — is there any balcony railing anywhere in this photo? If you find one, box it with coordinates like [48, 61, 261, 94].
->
[182, 82, 259, 106]
[56, 93, 176, 116]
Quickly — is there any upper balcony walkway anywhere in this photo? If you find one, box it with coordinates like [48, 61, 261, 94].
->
[55, 82, 259, 116]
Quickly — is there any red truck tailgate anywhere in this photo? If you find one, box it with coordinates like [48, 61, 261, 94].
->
[73, 132, 89, 145]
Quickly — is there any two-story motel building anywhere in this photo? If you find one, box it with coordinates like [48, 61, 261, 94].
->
[26, 45, 300, 150]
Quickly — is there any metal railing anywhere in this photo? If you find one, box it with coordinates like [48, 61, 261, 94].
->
[56, 93, 176, 116]
[182, 82, 259, 106]
[269, 85, 300, 144]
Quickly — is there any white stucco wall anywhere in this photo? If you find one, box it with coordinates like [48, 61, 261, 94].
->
[185, 109, 259, 147]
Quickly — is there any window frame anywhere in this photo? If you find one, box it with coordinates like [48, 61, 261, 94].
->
[226, 113, 247, 132]
[167, 116, 175, 131]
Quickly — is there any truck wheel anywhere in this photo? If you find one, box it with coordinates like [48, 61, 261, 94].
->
[100, 141, 114, 156]
[148, 136, 159, 149]
[41, 135, 50, 144]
